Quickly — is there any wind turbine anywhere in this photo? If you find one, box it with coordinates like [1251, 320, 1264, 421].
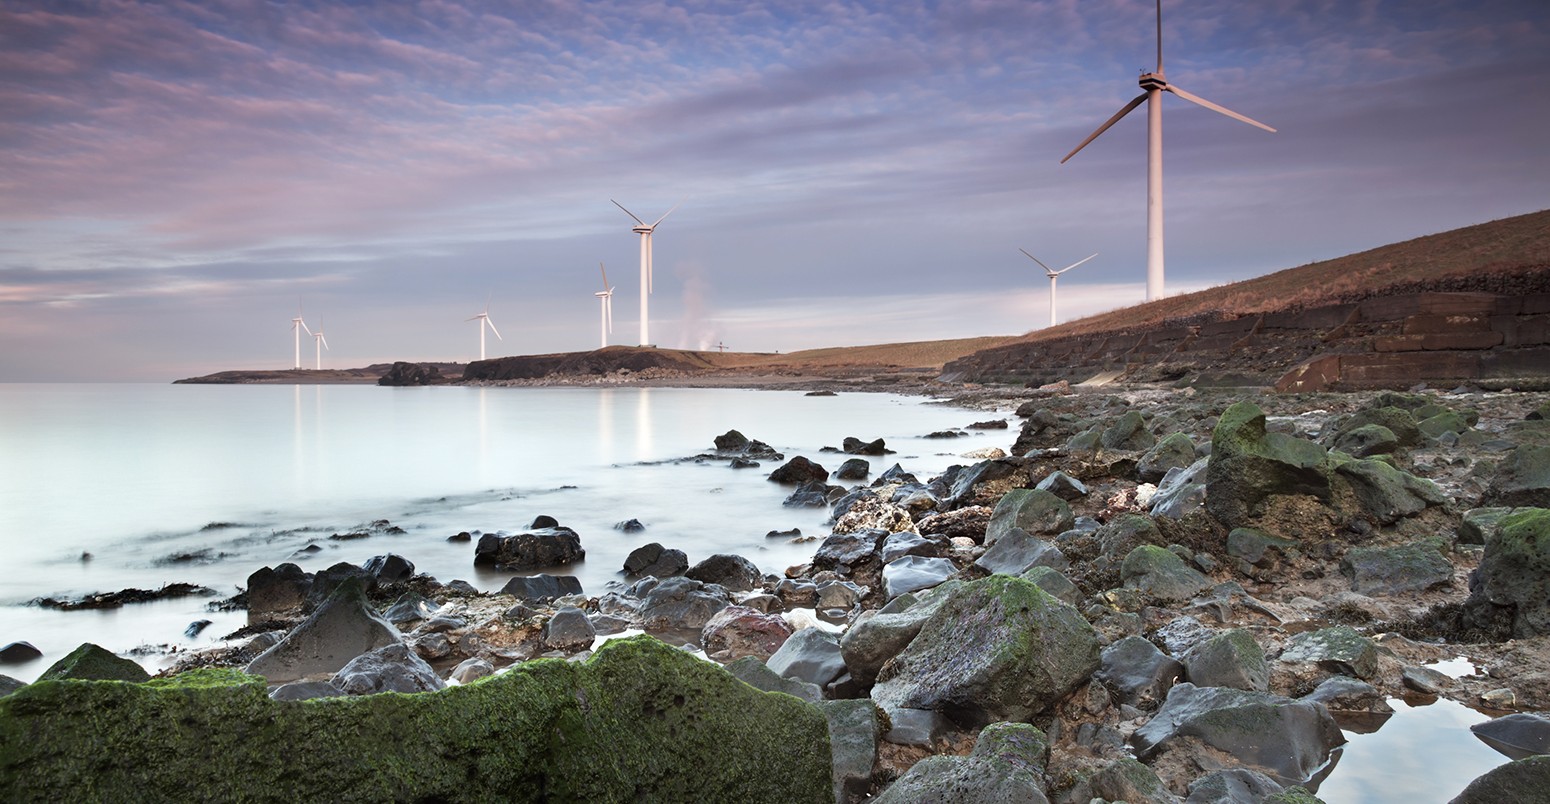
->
[466, 297, 502, 361]
[289, 307, 311, 370]
[311, 319, 330, 370]
[1020, 250, 1097, 328]
[594, 262, 614, 350]
[611, 199, 679, 347]
[1060, 0, 1274, 301]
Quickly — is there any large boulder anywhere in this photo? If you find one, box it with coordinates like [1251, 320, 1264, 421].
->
[1138, 432, 1197, 483]
[637, 577, 732, 633]
[872, 722, 1051, 804]
[769, 456, 829, 485]
[1134, 683, 1344, 786]
[473, 528, 585, 570]
[975, 528, 1069, 577]
[1336, 458, 1447, 524]
[820, 699, 884, 801]
[247, 563, 311, 620]
[840, 583, 960, 686]
[1280, 626, 1380, 680]
[543, 607, 597, 653]
[1206, 402, 1335, 530]
[1151, 458, 1209, 519]
[881, 555, 957, 600]
[811, 528, 886, 573]
[1470, 713, 1550, 760]
[1340, 542, 1453, 596]
[1102, 410, 1157, 452]
[685, 554, 763, 592]
[700, 606, 795, 662]
[1484, 446, 1550, 508]
[245, 578, 401, 684]
[1182, 629, 1268, 692]
[0, 637, 834, 802]
[1332, 423, 1399, 458]
[871, 575, 1100, 727]
[361, 554, 415, 583]
[1329, 406, 1421, 448]
[623, 543, 688, 578]
[1464, 508, 1550, 637]
[766, 628, 847, 689]
[331, 643, 445, 695]
[1097, 636, 1183, 709]
[1450, 756, 1550, 804]
[501, 574, 583, 602]
[985, 488, 1073, 545]
[37, 644, 149, 683]
[1121, 545, 1210, 602]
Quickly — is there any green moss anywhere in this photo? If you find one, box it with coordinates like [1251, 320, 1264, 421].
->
[0, 636, 832, 803]
[35, 643, 149, 683]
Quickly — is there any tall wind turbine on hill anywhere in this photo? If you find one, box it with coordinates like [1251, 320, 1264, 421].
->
[612, 199, 679, 347]
[1060, 0, 1274, 302]
[311, 320, 329, 370]
[1020, 250, 1097, 328]
[467, 297, 502, 361]
[289, 307, 311, 370]
[594, 262, 614, 350]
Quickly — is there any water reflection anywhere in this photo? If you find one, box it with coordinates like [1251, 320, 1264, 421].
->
[635, 387, 653, 460]
[597, 389, 616, 464]
[1313, 697, 1506, 803]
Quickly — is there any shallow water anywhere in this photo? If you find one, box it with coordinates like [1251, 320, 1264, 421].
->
[1314, 696, 1507, 803]
[0, 383, 1001, 682]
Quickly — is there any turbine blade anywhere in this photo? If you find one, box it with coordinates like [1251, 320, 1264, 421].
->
[611, 199, 646, 226]
[1165, 85, 1276, 132]
[465, 315, 481, 322]
[1060, 93, 1149, 163]
[487, 318, 503, 340]
[647, 235, 653, 294]
[1155, 0, 1163, 73]
[1018, 248, 1054, 273]
[321, 335, 330, 350]
[301, 320, 312, 336]
[1057, 253, 1099, 274]
[651, 199, 683, 227]
[600, 261, 609, 291]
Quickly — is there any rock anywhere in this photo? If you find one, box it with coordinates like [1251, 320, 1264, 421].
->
[614, 518, 646, 533]
[1450, 756, 1550, 804]
[501, 574, 584, 602]
[0, 675, 23, 697]
[1138, 432, 1197, 483]
[543, 607, 597, 653]
[816, 580, 864, 610]
[1402, 665, 1451, 694]
[0, 637, 835, 802]
[0, 642, 42, 664]
[382, 593, 438, 624]
[1097, 635, 1184, 709]
[842, 437, 888, 455]
[37, 644, 149, 683]
[622, 542, 689, 577]
[185, 619, 213, 639]
[1206, 402, 1334, 530]
[985, 488, 1074, 545]
[304, 562, 377, 610]
[1484, 446, 1550, 508]
[1102, 410, 1157, 451]
[528, 515, 560, 529]
[701, 606, 795, 662]
[1330, 406, 1422, 448]
[268, 680, 345, 701]
[247, 563, 311, 619]
[819, 699, 883, 801]
[871, 575, 1100, 727]
[637, 577, 732, 632]
[832, 498, 913, 535]
[1155, 615, 1216, 656]
[835, 458, 870, 481]
[724, 656, 824, 703]
[1151, 457, 1209, 519]
[942, 459, 1022, 508]
[880, 707, 958, 747]
[975, 527, 1069, 576]
[882, 555, 956, 599]
[685, 554, 763, 592]
[1340, 542, 1452, 596]
[880, 531, 946, 563]
[1465, 508, 1550, 637]
[811, 528, 886, 572]
[473, 527, 584, 571]
[873, 721, 1051, 802]
[1019, 566, 1080, 606]
[1300, 676, 1392, 715]
[330, 643, 446, 695]
[730, 457, 759, 468]
[1336, 458, 1447, 524]
[770, 456, 829, 484]
[1459, 507, 1516, 545]
[1121, 545, 1210, 602]
[245, 578, 401, 684]
[1034, 470, 1088, 500]
[1185, 769, 1285, 804]
[448, 657, 494, 684]
[1280, 625, 1380, 680]
[361, 554, 414, 583]
[1420, 410, 1473, 440]
[1183, 629, 1268, 692]
[1226, 527, 1296, 567]
[839, 583, 959, 686]
[914, 506, 993, 541]
[377, 361, 444, 386]
[1134, 683, 1345, 786]
[766, 627, 847, 688]
[1332, 423, 1399, 457]
[784, 480, 836, 507]
[714, 430, 750, 452]
[1471, 713, 1550, 760]
[1090, 757, 1180, 804]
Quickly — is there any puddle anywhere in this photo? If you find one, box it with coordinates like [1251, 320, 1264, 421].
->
[1425, 656, 1479, 678]
[1313, 697, 1508, 803]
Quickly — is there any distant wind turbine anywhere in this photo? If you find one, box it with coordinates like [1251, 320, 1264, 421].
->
[1060, 0, 1274, 302]
[466, 297, 502, 361]
[289, 306, 311, 370]
[1020, 250, 1097, 328]
[612, 199, 679, 347]
[714, 341, 728, 353]
[311, 320, 330, 370]
[594, 262, 614, 350]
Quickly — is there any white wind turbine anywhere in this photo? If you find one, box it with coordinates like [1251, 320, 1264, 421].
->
[1060, 0, 1274, 302]
[611, 199, 679, 347]
[311, 319, 330, 370]
[1020, 250, 1097, 328]
[594, 262, 614, 350]
[466, 297, 502, 361]
[289, 306, 311, 370]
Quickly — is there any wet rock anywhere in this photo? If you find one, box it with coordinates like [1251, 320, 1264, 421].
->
[1332, 423, 1399, 457]
[819, 699, 883, 801]
[770, 456, 830, 485]
[985, 488, 1074, 545]
[37, 643, 149, 683]
[622, 542, 688, 578]
[1206, 402, 1334, 530]
[1097, 635, 1184, 709]
[330, 643, 445, 695]
[543, 607, 596, 653]
[725, 656, 823, 703]
[1121, 545, 1210, 602]
[185, 620, 213, 639]
[614, 518, 646, 533]
[942, 459, 1022, 508]
[448, 657, 494, 684]
[1090, 757, 1179, 804]
[1464, 508, 1550, 637]
[528, 515, 560, 529]
[816, 580, 864, 611]
[1280, 625, 1380, 680]
[637, 577, 732, 632]
[882, 555, 957, 600]
[840, 584, 959, 686]
[874, 721, 1050, 802]
[246, 578, 401, 684]
[880, 531, 946, 563]
[1450, 756, 1550, 804]
[381, 594, 438, 624]
[0, 675, 23, 697]
[304, 562, 376, 609]
[1459, 507, 1516, 546]
[1102, 410, 1157, 451]
[1183, 628, 1268, 692]
[784, 480, 836, 507]
[975, 527, 1069, 576]
[1034, 470, 1088, 500]
[1139, 432, 1198, 483]
[701, 605, 794, 662]
[1134, 683, 1345, 786]
[879, 708, 958, 748]
[1300, 675, 1392, 715]
[1402, 665, 1452, 694]
[247, 563, 311, 619]
[714, 430, 750, 451]
[1336, 458, 1447, 524]
[1340, 542, 1452, 596]
[842, 436, 889, 456]
[811, 528, 886, 573]
[473, 527, 584, 571]
[835, 458, 870, 481]
[685, 553, 763, 592]
[767, 627, 847, 688]
[500, 574, 584, 602]
[1019, 566, 1080, 606]
[1185, 769, 1285, 804]
[871, 575, 1099, 727]
[1484, 445, 1550, 507]
[361, 554, 414, 583]
[1151, 457, 1209, 519]
[1226, 527, 1296, 567]
[0, 641, 42, 664]
[1471, 713, 1550, 760]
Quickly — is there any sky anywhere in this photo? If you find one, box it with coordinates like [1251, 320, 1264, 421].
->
[2, 0, 1547, 381]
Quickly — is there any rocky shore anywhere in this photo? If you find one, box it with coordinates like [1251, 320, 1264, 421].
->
[5, 384, 1550, 802]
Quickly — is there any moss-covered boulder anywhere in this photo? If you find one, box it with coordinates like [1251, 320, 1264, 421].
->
[1484, 446, 1550, 508]
[1331, 423, 1399, 458]
[1134, 683, 1344, 787]
[1101, 410, 1156, 452]
[1088, 757, 1176, 804]
[1183, 629, 1269, 692]
[1280, 625, 1380, 680]
[0, 636, 833, 803]
[1419, 410, 1473, 440]
[1121, 545, 1211, 602]
[1329, 406, 1421, 448]
[1463, 508, 1550, 638]
[1207, 402, 1336, 530]
[984, 489, 1073, 545]
[1339, 541, 1453, 596]
[871, 575, 1099, 728]
[35, 644, 149, 683]
[1450, 755, 1550, 804]
[872, 722, 1051, 804]
[1138, 432, 1197, 483]
[1335, 458, 1447, 525]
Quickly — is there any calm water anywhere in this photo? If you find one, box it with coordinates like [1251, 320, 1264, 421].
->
[0, 383, 1000, 682]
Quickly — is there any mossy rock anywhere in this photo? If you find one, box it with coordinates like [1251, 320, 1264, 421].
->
[1120, 545, 1210, 602]
[1331, 424, 1398, 458]
[1266, 786, 1327, 804]
[1101, 410, 1157, 452]
[1207, 402, 1336, 529]
[1419, 410, 1474, 440]
[1466, 508, 1550, 638]
[1340, 541, 1454, 597]
[1089, 757, 1175, 804]
[985, 488, 1073, 544]
[1458, 507, 1517, 546]
[1138, 432, 1197, 483]
[1332, 406, 1422, 448]
[0, 636, 832, 803]
[35, 644, 149, 684]
[1450, 755, 1550, 804]
[1484, 446, 1550, 508]
[1334, 458, 1446, 525]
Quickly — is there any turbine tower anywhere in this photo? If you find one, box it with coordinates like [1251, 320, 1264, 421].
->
[594, 262, 615, 350]
[612, 199, 679, 347]
[311, 320, 330, 370]
[466, 297, 502, 361]
[289, 307, 311, 370]
[1020, 250, 1097, 328]
[1060, 0, 1273, 301]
